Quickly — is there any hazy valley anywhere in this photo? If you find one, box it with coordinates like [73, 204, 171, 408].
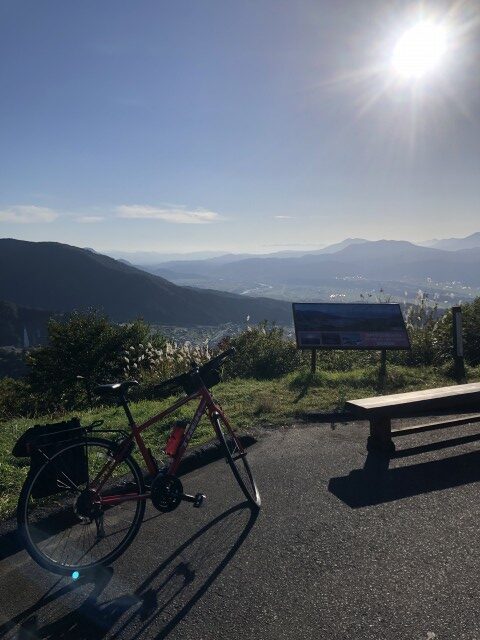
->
[2, 233, 480, 350]
[118, 234, 480, 309]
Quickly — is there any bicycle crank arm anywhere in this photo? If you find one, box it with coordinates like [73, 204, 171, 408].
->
[181, 492, 206, 508]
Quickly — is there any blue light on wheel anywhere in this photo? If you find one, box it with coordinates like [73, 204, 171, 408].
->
[72, 571, 80, 581]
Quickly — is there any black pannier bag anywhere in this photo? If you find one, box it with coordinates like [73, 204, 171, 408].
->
[12, 418, 88, 498]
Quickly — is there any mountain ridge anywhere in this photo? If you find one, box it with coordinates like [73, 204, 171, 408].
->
[0, 239, 291, 325]
[147, 239, 480, 288]
[429, 232, 480, 251]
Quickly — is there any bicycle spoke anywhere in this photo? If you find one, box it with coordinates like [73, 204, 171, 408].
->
[19, 438, 145, 573]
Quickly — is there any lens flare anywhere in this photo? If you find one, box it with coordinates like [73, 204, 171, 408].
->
[392, 22, 447, 79]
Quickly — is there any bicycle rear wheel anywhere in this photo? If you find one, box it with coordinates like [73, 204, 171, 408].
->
[213, 414, 261, 509]
[17, 437, 145, 575]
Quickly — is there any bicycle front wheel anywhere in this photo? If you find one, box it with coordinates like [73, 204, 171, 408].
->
[213, 414, 261, 509]
[17, 437, 145, 575]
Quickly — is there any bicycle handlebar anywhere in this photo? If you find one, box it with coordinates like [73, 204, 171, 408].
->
[153, 347, 236, 397]
[201, 347, 236, 371]
[81, 348, 236, 402]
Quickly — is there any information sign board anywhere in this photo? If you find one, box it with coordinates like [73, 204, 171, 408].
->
[292, 303, 410, 350]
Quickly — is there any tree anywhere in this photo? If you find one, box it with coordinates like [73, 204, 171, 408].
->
[27, 311, 163, 410]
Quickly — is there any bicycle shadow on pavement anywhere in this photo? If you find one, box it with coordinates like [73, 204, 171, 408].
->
[329, 442, 480, 508]
[0, 436, 257, 567]
[3, 503, 258, 639]
[0, 565, 116, 639]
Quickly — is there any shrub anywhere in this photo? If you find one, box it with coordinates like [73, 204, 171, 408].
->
[123, 340, 212, 383]
[403, 292, 439, 366]
[128, 340, 213, 400]
[309, 349, 377, 371]
[222, 322, 302, 379]
[0, 378, 35, 420]
[433, 298, 480, 366]
[0, 349, 28, 379]
[27, 311, 165, 410]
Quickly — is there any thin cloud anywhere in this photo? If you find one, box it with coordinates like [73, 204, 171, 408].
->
[116, 204, 223, 224]
[0, 205, 58, 224]
[274, 215, 296, 220]
[76, 216, 105, 223]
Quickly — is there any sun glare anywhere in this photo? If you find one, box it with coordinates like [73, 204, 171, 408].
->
[392, 21, 448, 79]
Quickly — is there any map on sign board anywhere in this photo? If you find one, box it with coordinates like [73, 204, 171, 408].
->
[292, 303, 411, 350]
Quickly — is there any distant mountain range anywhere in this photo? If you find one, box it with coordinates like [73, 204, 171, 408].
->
[105, 239, 369, 268]
[0, 239, 291, 326]
[105, 233, 480, 269]
[426, 232, 480, 251]
[147, 239, 480, 287]
[107, 249, 231, 265]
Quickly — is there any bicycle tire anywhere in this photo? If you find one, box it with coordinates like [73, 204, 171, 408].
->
[17, 437, 146, 575]
[213, 414, 261, 509]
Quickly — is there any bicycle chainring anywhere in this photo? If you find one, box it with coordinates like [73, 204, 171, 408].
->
[150, 474, 183, 513]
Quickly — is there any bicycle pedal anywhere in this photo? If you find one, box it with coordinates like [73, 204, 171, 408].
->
[180, 492, 206, 507]
[193, 493, 206, 508]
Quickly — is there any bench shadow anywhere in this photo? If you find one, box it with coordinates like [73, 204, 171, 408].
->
[329, 436, 480, 508]
[3, 503, 258, 640]
[394, 432, 480, 458]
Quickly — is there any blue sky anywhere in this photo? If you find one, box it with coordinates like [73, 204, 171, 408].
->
[1, 0, 479, 253]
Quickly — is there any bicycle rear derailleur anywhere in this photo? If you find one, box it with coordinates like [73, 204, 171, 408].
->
[150, 473, 206, 513]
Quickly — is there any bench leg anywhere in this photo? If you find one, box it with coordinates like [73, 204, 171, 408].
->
[367, 417, 395, 456]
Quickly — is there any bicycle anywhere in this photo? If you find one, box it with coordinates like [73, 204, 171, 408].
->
[16, 347, 260, 575]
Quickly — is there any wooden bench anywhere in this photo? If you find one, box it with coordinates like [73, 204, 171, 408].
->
[346, 382, 480, 455]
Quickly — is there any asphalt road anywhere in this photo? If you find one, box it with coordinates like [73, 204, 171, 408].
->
[2, 417, 480, 639]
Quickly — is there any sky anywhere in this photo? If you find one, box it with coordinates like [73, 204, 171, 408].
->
[0, 0, 479, 253]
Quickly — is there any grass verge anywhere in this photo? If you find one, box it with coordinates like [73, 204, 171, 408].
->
[1, 364, 478, 520]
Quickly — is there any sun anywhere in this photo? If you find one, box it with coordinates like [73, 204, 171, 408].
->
[392, 21, 448, 79]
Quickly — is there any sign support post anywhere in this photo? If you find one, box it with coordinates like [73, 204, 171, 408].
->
[379, 348, 387, 388]
[292, 303, 411, 381]
[452, 306, 466, 383]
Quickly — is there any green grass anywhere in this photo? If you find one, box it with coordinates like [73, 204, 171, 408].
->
[1, 364, 478, 520]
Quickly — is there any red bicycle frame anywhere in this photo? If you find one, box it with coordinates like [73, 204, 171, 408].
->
[94, 383, 239, 506]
